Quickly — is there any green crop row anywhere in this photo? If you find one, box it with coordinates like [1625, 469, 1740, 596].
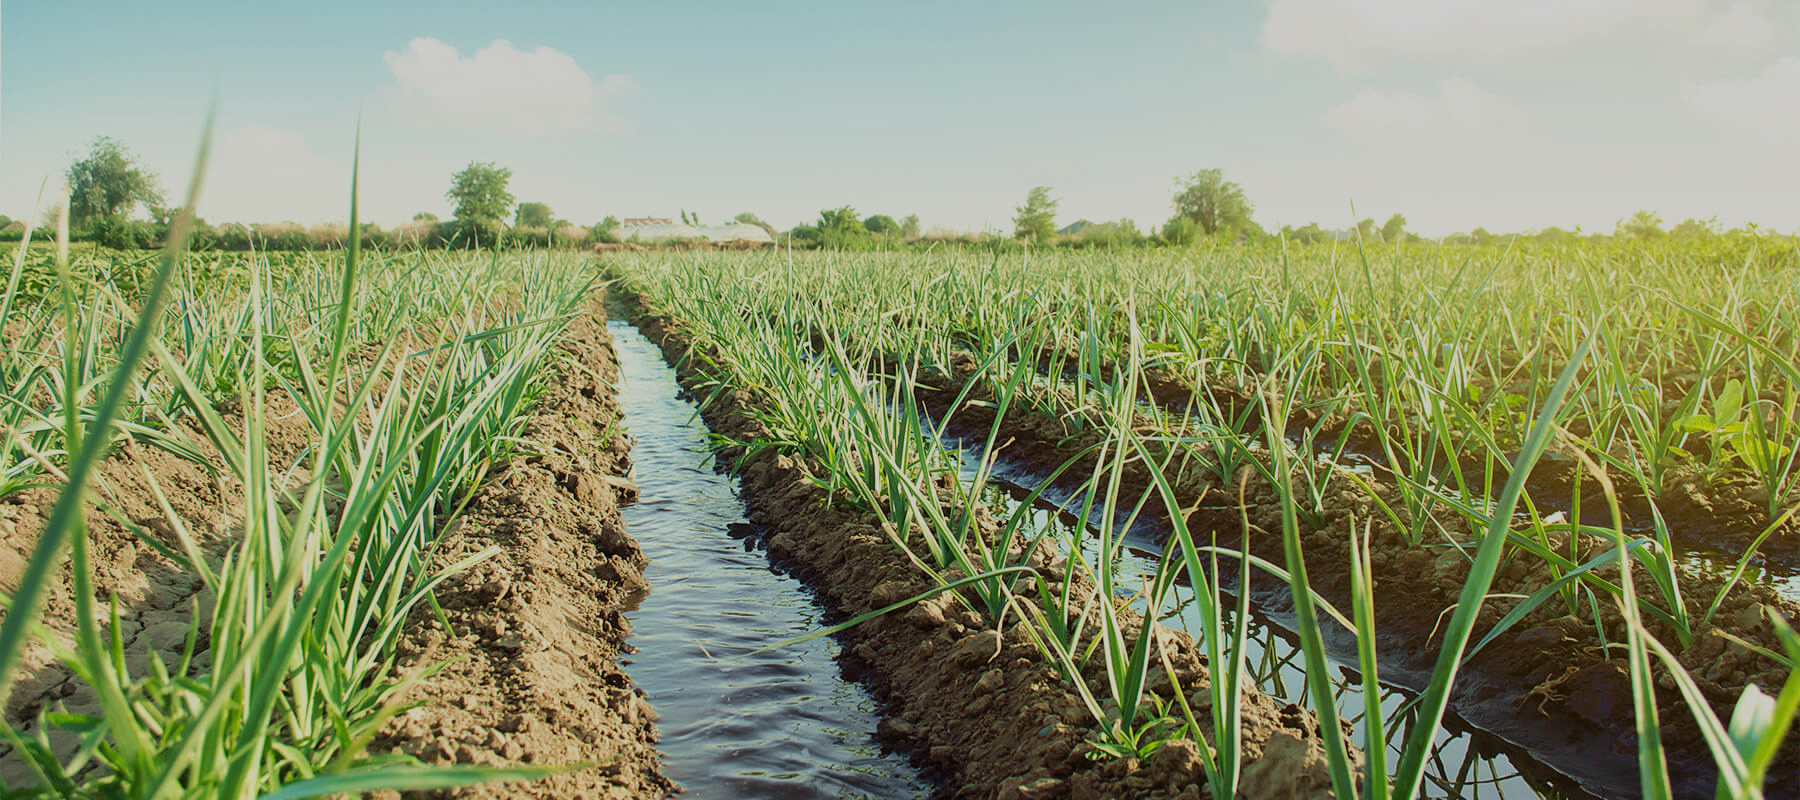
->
[613, 246, 1800, 799]
[0, 149, 599, 797]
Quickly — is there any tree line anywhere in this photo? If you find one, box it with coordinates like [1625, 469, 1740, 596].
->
[4, 136, 1779, 252]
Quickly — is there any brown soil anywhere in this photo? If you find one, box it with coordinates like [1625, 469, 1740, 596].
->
[372, 307, 671, 798]
[3, 304, 670, 797]
[903, 350, 1800, 799]
[1079, 355, 1799, 566]
[1, 399, 313, 783]
[616, 289, 1354, 800]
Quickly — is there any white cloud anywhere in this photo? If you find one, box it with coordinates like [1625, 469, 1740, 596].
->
[1681, 57, 1800, 148]
[381, 38, 638, 136]
[198, 124, 339, 223]
[1262, 0, 1778, 71]
[1323, 78, 1526, 141]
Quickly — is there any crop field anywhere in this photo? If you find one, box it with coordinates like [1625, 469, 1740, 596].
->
[2, 223, 1797, 800]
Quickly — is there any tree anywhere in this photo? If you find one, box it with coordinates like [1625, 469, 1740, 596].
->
[864, 214, 901, 236]
[1356, 218, 1376, 239]
[591, 215, 622, 244]
[1161, 217, 1203, 246]
[67, 136, 164, 227]
[413, 211, 439, 222]
[446, 162, 514, 225]
[516, 201, 554, 228]
[1013, 186, 1058, 242]
[814, 206, 870, 249]
[1379, 213, 1408, 243]
[1670, 218, 1714, 239]
[1534, 226, 1576, 243]
[1619, 210, 1665, 240]
[1282, 222, 1328, 245]
[1169, 169, 1252, 236]
[901, 214, 921, 239]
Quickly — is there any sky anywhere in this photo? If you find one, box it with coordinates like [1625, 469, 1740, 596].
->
[2, 0, 1798, 237]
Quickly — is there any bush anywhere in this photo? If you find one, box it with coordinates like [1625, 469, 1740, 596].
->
[1160, 217, 1203, 247]
[94, 217, 155, 250]
[431, 219, 501, 249]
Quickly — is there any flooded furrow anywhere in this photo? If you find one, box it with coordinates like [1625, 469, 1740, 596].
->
[936, 428, 1616, 800]
[610, 320, 934, 799]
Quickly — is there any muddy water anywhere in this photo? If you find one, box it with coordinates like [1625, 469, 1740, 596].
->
[610, 321, 934, 799]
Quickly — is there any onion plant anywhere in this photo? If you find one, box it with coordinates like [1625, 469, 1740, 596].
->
[1, 132, 593, 797]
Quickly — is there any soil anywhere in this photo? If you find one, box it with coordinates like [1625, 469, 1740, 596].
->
[0, 398, 313, 784]
[371, 307, 671, 798]
[901, 349, 1800, 799]
[615, 289, 1354, 800]
[1075, 355, 1799, 568]
[2, 304, 671, 798]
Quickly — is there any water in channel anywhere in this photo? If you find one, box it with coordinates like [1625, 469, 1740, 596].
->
[941, 434, 1612, 800]
[610, 320, 934, 799]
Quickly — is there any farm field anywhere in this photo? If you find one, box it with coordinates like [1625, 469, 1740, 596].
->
[2, 232, 1797, 800]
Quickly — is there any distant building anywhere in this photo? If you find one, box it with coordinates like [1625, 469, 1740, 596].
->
[620, 217, 674, 228]
[623, 222, 774, 244]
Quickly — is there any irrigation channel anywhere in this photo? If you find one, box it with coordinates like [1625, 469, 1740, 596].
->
[607, 311, 1622, 799]
[610, 320, 937, 798]
[945, 436, 1610, 800]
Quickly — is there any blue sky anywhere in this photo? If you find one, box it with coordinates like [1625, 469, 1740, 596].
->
[4, 0, 1798, 236]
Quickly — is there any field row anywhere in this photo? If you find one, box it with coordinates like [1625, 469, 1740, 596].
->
[611, 247, 1800, 799]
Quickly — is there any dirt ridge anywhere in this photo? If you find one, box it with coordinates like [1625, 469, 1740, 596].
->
[374, 306, 671, 798]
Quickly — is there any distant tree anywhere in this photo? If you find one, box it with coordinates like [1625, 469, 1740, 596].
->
[864, 214, 901, 236]
[1169, 169, 1253, 236]
[1670, 217, 1715, 239]
[516, 201, 554, 228]
[1161, 217, 1203, 246]
[901, 214, 921, 239]
[1356, 217, 1376, 239]
[67, 136, 164, 227]
[1619, 210, 1666, 240]
[1470, 227, 1494, 245]
[446, 162, 514, 225]
[591, 215, 622, 244]
[680, 209, 702, 226]
[1282, 222, 1329, 245]
[1013, 186, 1058, 242]
[1534, 226, 1576, 243]
[1379, 213, 1408, 243]
[0, 215, 13, 230]
[815, 206, 870, 248]
[413, 211, 439, 222]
